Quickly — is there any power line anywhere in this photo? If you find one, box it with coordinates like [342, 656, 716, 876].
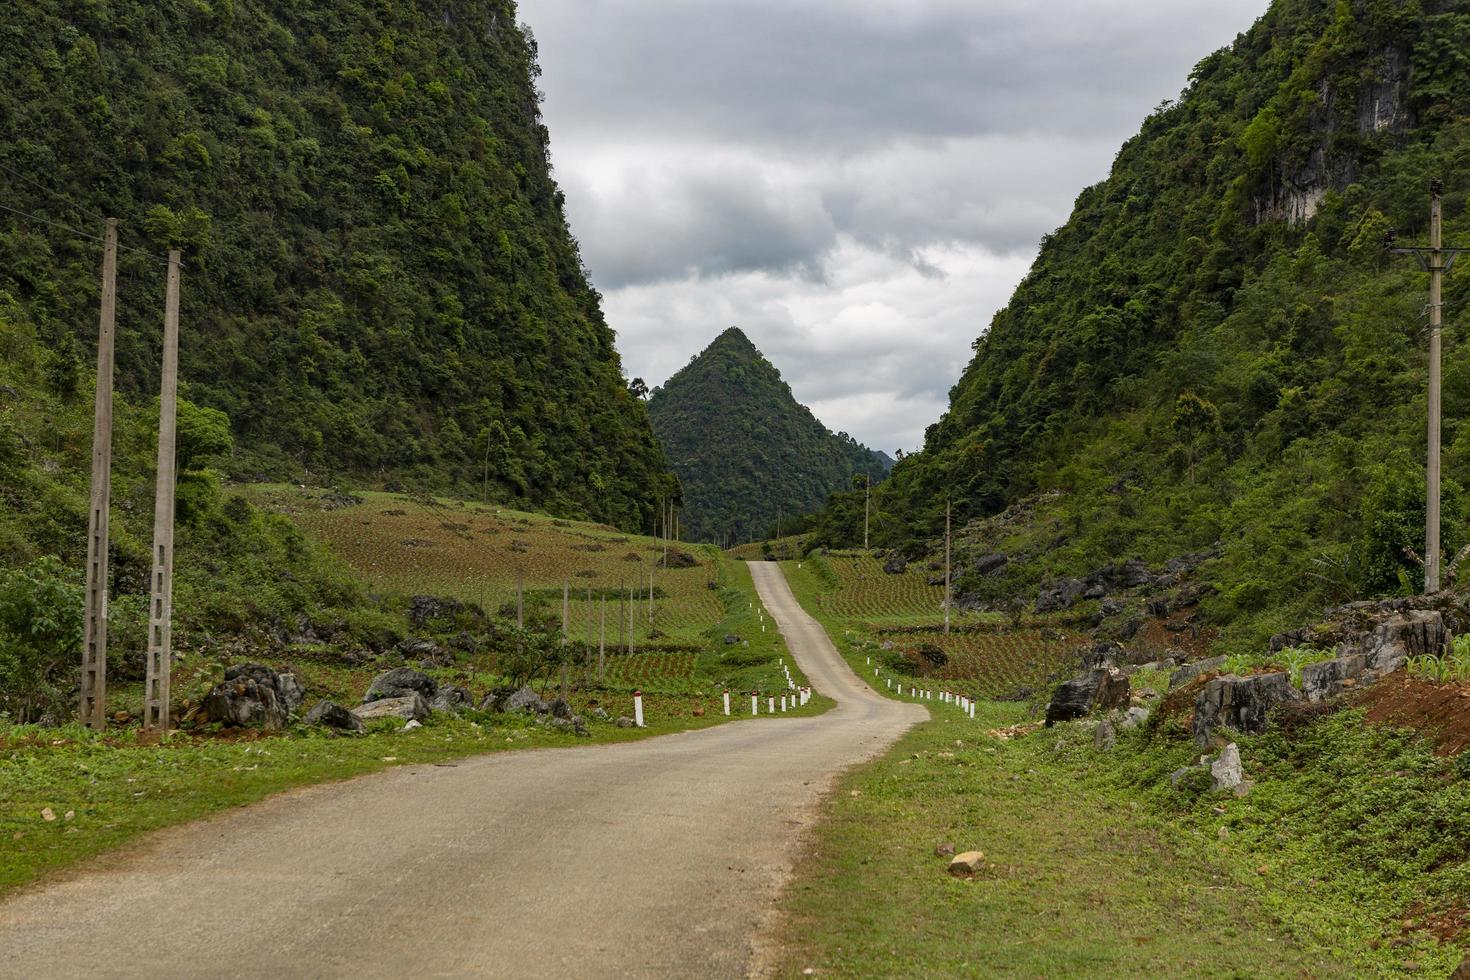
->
[0, 160, 109, 225]
[0, 201, 167, 265]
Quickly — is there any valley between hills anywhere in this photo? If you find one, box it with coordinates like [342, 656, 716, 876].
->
[5, 0, 1470, 977]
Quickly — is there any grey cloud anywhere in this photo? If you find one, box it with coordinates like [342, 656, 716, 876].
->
[523, 0, 1270, 450]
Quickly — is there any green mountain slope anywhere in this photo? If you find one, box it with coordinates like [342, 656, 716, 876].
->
[648, 328, 890, 545]
[815, 0, 1470, 651]
[0, 0, 666, 529]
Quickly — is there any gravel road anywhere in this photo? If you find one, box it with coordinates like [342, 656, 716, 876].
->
[0, 561, 925, 979]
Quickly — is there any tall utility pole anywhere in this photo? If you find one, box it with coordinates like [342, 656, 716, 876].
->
[81, 218, 118, 732]
[864, 474, 871, 551]
[516, 568, 524, 628]
[944, 500, 952, 636]
[144, 250, 181, 732]
[598, 596, 606, 681]
[1389, 179, 1469, 593]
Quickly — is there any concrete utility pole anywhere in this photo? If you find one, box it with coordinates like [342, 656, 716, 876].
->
[81, 218, 118, 732]
[517, 568, 524, 628]
[562, 581, 569, 640]
[598, 596, 606, 681]
[944, 500, 952, 636]
[144, 250, 181, 732]
[864, 474, 871, 551]
[1389, 179, 1469, 593]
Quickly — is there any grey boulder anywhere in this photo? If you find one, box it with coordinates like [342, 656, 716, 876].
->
[304, 700, 365, 733]
[502, 685, 550, 715]
[352, 693, 431, 723]
[204, 664, 305, 730]
[430, 685, 473, 713]
[364, 667, 438, 704]
[1192, 673, 1299, 746]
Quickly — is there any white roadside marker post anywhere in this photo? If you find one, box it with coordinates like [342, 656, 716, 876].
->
[751, 692, 758, 715]
[780, 696, 787, 712]
[969, 702, 976, 719]
[633, 690, 645, 728]
[768, 696, 775, 713]
[723, 689, 731, 716]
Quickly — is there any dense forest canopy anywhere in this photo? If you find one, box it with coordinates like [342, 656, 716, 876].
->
[0, 0, 669, 529]
[811, 0, 1470, 651]
[649, 327, 891, 545]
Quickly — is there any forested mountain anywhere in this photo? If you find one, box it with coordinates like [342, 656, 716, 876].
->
[648, 327, 890, 545]
[0, 0, 667, 528]
[813, 0, 1470, 651]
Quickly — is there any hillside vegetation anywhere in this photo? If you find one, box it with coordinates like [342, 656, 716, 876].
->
[814, 0, 1470, 652]
[649, 327, 890, 545]
[0, 0, 667, 525]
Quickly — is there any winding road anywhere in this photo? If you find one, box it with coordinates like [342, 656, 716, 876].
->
[0, 562, 925, 979]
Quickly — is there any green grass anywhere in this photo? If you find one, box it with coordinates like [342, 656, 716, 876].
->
[769, 559, 1470, 977]
[768, 706, 1352, 979]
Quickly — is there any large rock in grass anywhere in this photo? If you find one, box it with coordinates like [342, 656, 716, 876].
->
[502, 685, 550, 715]
[430, 685, 473, 713]
[1300, 653, 1367, 703]
[352, 693, 430, 723]
[304, 700, 365, 733]
[203, 664, 304, 730]
[364, 667, 438, 704]
[1192, 673, 1299, 746]
[1044, 668, 1130, 726]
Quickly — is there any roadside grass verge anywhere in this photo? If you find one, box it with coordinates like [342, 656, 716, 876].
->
[769, 561, 1470, 977]
[768, 706, 1351, 979]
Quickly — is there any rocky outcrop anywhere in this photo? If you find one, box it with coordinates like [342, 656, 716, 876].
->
[430, 685, 473, 713]
[203, 664, 304, 730]
[1168, 656, 1226, 690]
[1336, 610, 1445, 675]
[304, 700, 366, 733]
[1192, 673, 1299, 746]
[409, 594, 464, 625]
[352, 693, 431, 723]
[364, 667, 438, 704]
[1045, 668, 1130, 726]
[502, 685, 550, 715]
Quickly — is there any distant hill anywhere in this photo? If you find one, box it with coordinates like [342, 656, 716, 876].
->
[648, 328, 891, 545]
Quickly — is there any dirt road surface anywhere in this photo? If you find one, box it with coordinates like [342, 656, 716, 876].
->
[0, 562, 924, 979]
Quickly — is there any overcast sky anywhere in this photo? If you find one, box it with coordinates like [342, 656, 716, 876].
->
[523, 0, 1268, 455]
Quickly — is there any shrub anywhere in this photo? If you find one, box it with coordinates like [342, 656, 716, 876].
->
[0, 556, 84, 723]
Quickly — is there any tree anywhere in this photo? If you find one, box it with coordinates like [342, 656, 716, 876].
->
[628, 378, 649, 400]
[1169, 391, 1220, 483]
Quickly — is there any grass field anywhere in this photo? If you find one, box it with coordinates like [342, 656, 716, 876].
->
[766, 706, 1354, 979]
[767, 557, 1470, 978]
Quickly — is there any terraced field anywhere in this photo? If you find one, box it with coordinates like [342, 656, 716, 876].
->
[242, 486, 804, 698]
[801, 551, 949, 624]
[881, 628, 1083, 700]
[247, 487, 723, 646]
[781, 554, 1081, 701]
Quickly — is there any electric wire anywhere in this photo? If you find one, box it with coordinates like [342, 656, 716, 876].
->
[0, 200, 168, 265]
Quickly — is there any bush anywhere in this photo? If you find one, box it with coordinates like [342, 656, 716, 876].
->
[0, 556, 84, 723]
